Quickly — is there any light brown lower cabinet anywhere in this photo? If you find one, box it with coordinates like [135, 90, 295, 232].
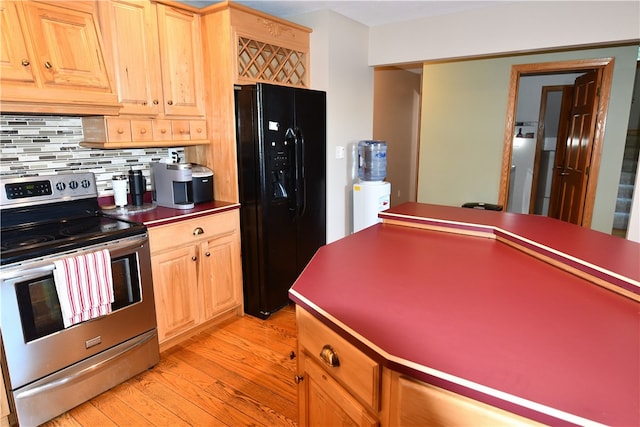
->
[1, 366, 10, 427]
[149, 210, 243, 350]
[296, 306, 544, 427]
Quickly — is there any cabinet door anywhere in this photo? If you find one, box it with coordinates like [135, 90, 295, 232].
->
[151, 245, 199, 342]
[0, 363, 9, 427]
[199, 229, 242, 321]
[155, 3, 205, 117]
[0, 1, 37, 84]
[22, 1, 112, 90]
[298, 352, 377, 427]
[97, 0, 162, 115]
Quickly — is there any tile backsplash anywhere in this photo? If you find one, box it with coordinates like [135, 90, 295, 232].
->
[0, 114, 185, 196]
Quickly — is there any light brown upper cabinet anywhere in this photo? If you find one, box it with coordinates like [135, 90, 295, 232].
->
[155, 3, 205, 117]
[226, 3, 311, 87]
[97, 0, 205, 118]
[189, 1, 311, 203]
[0, 1, 120, 115]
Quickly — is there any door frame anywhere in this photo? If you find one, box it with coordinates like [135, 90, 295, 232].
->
[498, 57, 614, 227]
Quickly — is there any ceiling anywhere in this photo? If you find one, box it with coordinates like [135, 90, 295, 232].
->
[181, 1, 503, 27]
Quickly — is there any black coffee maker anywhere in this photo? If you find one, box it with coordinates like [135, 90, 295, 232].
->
[128, 169, 146, 206]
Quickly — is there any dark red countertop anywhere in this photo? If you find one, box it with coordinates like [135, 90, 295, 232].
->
[100, 196, 239, 227]
[289, 203, 640, 426]
[380, 203, 640, 293]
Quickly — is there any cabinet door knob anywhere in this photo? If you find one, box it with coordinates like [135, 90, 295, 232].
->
[294, 375, 304, 384]
[21, 59, 30, 66]
[117, 128, 125, 134]
[153, 99, 159, 105]
[140, 128, 147, 134]
[167, 100, 173, 105]
[44, 61, 52, 69]
[320, 345, 340, 367]
[193, 227, 204, 235]
[191, 256, 197, 261]
[205, 251, 211, 257]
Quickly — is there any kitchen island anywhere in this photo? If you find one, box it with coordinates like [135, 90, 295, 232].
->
[289, 203, 639, 426]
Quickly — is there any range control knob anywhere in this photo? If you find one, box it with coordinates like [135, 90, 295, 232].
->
[81, 179, 91, 189]
[69, 180, 78, 190]
[55, 182, 66, 191]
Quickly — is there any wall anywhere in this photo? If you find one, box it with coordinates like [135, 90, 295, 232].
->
[293, 10, 374, 242]
[0, 115, 183, 196]
[373, 67, 421, 207]
[417, 45, 637, 233]
[368, 1, 639, 66]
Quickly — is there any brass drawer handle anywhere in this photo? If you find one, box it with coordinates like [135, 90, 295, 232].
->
[320, 345, 340, 367]
[44, 61, 52, 69]
[193, 227, 204, 236]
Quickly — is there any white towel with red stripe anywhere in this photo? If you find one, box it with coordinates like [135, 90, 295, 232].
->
[53, 249, 115, 328]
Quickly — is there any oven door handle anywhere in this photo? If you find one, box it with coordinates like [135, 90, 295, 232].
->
[0, 235, 147, 281]
[1, 264, 56, 282]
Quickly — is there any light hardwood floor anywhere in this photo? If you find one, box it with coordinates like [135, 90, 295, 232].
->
[42, 305, 298, 427]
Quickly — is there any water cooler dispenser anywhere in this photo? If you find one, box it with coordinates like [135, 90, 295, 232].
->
[353, 140, 391, 233]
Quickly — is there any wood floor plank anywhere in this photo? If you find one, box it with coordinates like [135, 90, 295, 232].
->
[63, 399, 117, 427]
[144, 354, 256, 426]
[173, 345, 297, 421]
[182, 330, 297, 402]
[40, 305, 298, 427]
[89, 389, 155, 426]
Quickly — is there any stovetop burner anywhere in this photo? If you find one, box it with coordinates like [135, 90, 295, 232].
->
[1, 235, 55, 250]
[1, 173, 147, 266]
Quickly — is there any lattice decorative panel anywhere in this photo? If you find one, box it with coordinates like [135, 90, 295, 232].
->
[237, 37, 307, 86]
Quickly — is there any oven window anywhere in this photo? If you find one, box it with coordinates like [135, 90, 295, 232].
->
[16, 253, 143, 342]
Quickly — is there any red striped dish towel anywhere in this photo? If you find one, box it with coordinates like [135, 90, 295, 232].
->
[53, 249, 115, 328]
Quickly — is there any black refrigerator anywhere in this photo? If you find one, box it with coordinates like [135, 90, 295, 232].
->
[235, 83, 326, 318]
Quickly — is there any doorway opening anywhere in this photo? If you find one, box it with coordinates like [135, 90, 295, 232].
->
[498, 58, 614, 227]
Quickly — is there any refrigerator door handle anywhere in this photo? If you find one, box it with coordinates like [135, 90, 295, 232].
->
[294, 127, 306, 217]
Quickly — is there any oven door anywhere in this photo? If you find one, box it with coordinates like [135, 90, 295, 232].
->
[0, 234, 157, 390]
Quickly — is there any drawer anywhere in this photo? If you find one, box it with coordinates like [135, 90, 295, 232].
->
[130, 120, 153, 141]
[297, 307, 380, 410]
[172, 120, 191, 140]
[105, 118, 132, 142]
[148, 210, 239, 253]
[190, 120, 207, 139]
[153, 119, 172, 141]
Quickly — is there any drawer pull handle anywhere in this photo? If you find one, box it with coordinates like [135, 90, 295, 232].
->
[44, 61, 52, 69]
[294, 375, 304, 384]
[191, 256, 197, 261]
[193, 227, 204, 235]
[320, 345, 340, 367]
[21, 59, 30, 66]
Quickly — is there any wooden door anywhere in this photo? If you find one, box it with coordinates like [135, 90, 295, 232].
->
[298, 353, 377, 427]
[155, 4, 205, 117]
[151, 245, 199, 342]
[198, 230, 242, 321]
[548, 70, 601, 225]
[97, 0, 162, 115]
[0, 1, 37, 84]
[22, 2, 112, 90]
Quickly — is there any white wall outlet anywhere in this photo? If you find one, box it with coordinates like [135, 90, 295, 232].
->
[336, 146, 345, 159]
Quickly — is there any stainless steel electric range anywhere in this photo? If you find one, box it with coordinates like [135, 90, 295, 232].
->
[0, 172, 159, 426]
